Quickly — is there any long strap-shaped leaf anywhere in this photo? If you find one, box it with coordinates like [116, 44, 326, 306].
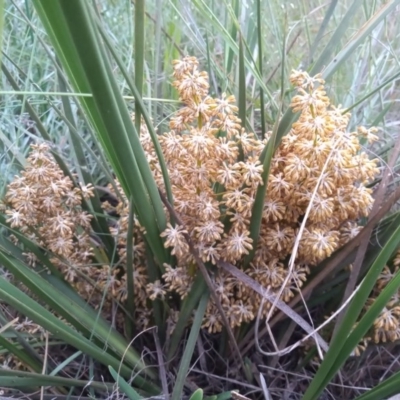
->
[302, 221, 400, 400]
[171, 292, 209, 400]
[32, 0, 168, 266]
[0, 248, 153, 377]
[95, 16, 174, 206]
[0, 369, 115, 391]
[244, 32, 286, 266]
[355, 368, 400, 400]
[0, 274, 159, 394]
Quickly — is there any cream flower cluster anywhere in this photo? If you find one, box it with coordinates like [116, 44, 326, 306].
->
[110, 57, 380, 333]
[4, 143, 94, 277]
[2, 57, 380, 337]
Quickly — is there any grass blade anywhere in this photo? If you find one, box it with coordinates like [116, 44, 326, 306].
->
[308, 0, 339, 64]
[226, 0, 239, 76]
[302, 221, 400, 399]
[125, 197, 136, 339]
[0, 369, 114, 391]
[238, 34, 246, 131]
[167, 273, 208, 360]
[0, 330, 43, 372]
[276, 0, 400, 146]
[355, 370, 400, 400]
[134, 0, 144, 135]
[244, 31, 286, 265]
[109, 366, 143, 400]
[95, 16, 174, 205]
[0, 246, 152, 376]
[256, 0, 265, 136]
[32, 0, 168, 265]
[191, 0, 277, 110]
[309, 1, 362, 75]
[317, 1, 400, 80]
[0, 275, 158, 393]
[171, 292, 209, 400]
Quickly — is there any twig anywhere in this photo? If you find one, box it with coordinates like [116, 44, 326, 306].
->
[40, 331, 49, 400]
[218, 260, 329, 354]
[153, 330, 169, 400]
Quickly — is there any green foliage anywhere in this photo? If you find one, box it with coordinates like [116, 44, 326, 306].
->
[1, 0, 400, 399]
[303, 221, 400, 399]
[109, 366, 143, 400]
[171, 293, 209, 400]
[189, 388, 204, 400]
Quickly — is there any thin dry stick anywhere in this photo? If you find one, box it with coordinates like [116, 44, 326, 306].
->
[196, 335, 208, 372]
[256, 276, 363, 358]
[332, 134, 400, 338]
[264, 134, 346, 360]
[40, 331, 49, 400]
[217, 260, 329, 354]
[153, 330, 169, 400]
[158, 189, 246, 371]
[269, 319, 297, 368]
[117, 326, 156, 388]
[238, 185, 400, 357]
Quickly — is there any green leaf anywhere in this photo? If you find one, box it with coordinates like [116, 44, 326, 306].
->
[0, 0, 4, 66]
[171, 292, 209, 400]
[343, 70, 400, 114]
[208, 392, 233, 400]
[95, 16, 174, 206]
[109, 366, 143, 400]
[244, 34, 286, 265]
[238, 34, 246, 131]
[0, 310, 44, 370]
[307, 0, 339, 64]
[317, 1, 400, 80]
[167, 272, 208, 360]
[309, 1, 362, 76]
[302, 221, 400, 400]
[0, 239, 148, 370]
[0, 369, 114, 391]
[32, 0, 168, 266]
[255, 0, 266, 136]
[191, 0, 277, 110]
[0, 275, 158, 393]
[0, 328, 43, 372]
[355, 369, 400, 400]
[134, 0, 145, 134]
[125, 197, 136, 339]
[225, 0, 239, 76]
[189, 388, 204, 400]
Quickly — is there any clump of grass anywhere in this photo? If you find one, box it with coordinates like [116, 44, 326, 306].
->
[2, 1, 400, 399]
